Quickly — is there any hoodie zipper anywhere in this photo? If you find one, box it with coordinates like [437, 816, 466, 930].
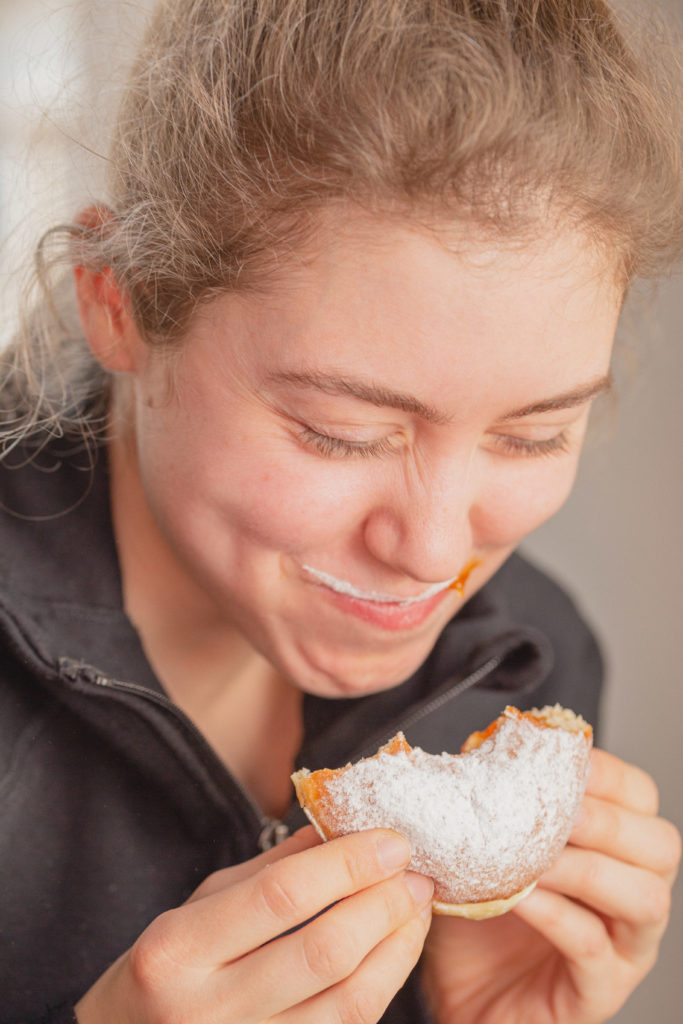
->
[58, 657, 278, 850]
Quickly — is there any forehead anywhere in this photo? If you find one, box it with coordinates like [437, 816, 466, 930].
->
[258, 207, 618, 327]
[249, 205, 621, 328]
[273, 201, 622, 283]
[188, 207, 621, 411]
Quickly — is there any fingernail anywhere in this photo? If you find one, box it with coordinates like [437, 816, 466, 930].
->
[377, 834, 412, 871]
[405, 871, 434, 906]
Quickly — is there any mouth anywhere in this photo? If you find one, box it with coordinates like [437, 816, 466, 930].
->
[301, 565, 458, 605]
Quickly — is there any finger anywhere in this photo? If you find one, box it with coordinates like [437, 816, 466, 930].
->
[515, 884, 611, 968]
[515, 883, 662, 997]
[277, 908, 432, 1024]
[541, 846, 671, 925]
[539, 846, 672, 959]
[586, 749, 660, 815]
[145, 828, 412, 970]
[513, 887, 617, 1004]
[187, 827, 321, 902]
[220, 871, 434, 1022]
[570, 796, 683, 880]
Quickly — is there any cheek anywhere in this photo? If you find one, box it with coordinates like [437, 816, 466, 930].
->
[472, 458, 581, 549]
[130, 375, 374, 562]
[137, 410, 369, 556]
[234, 462, 366, 551]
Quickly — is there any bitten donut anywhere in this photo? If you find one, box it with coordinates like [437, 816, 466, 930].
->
[292, 704, 592, 919]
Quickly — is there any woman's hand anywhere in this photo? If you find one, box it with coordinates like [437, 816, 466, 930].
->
[421, 747, 681, 1024]
[75, 826, 433, 1024]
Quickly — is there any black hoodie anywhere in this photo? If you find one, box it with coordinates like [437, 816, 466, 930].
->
[0, 438, 603, 1022]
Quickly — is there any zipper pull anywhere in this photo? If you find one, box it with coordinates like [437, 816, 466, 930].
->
[258, 818, 290, 851]
[59, 657, 110, 687]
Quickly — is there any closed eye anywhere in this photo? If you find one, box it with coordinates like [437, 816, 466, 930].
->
[298, 426, 400, 459]
[298, 425, 572, 460]
[491, 432, 571, 458]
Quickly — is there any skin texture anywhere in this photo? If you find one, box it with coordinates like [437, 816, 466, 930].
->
[72, 208, 680, 1023]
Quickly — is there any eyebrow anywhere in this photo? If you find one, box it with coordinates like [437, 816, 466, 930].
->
[266, 369, 612, 423]
[499, 373, 613, 420]
[266, 370, 452, 424]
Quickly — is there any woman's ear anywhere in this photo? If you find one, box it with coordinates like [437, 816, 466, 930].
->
[72, 207, 145, 374]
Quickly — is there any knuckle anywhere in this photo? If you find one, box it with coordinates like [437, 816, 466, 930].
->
[536, 891, 564, 933]
[301, 922, 359, 984]
[577, 918, 610, 960]
[379, 876, 414, 927]
[257, 865, 300, 924]
[642, 877, 671, 925]
[128, 911, 179, 990]
[339, 839, 377, 891]
[334, 830, 402, 891]
[338, 985, 384, 1024]
[396, 914, 429, 963]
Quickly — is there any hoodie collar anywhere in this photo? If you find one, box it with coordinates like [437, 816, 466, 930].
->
[0, 438, 161, 693]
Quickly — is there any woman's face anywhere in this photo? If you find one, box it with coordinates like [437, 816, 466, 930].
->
[122, 211, 620, 697]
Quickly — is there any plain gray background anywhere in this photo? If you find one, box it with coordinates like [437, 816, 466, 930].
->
[1, 1, 681, 1020]
[524, 19, 683, 1019]
[524, 270, 683, 1024]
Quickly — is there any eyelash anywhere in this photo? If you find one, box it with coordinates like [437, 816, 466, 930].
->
[492, 432, 570, 458]
[299, 427, 570, 460]
[298, 427, 399, 459]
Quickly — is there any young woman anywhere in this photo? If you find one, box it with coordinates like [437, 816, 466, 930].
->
[1, 2, 681, 1022]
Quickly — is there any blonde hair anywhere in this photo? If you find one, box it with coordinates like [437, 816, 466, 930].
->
[2, 0, 682, 452]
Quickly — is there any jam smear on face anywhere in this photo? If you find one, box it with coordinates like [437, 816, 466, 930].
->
[448, 557, 481, 595]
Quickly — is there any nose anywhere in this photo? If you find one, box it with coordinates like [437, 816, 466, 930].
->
[362, 453, 476, 584]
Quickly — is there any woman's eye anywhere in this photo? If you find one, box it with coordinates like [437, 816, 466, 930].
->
[299, 426, 399, 459]
[492, 431, 570, 458]
[298, 425, 570, 460]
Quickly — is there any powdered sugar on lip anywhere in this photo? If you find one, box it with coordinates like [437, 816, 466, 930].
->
[301, 565, 457, 605]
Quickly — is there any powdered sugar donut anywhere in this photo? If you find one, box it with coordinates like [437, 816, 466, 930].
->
[292, 705, 592, 919]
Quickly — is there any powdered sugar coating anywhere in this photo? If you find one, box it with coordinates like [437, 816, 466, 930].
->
[308, 710, 591, 904]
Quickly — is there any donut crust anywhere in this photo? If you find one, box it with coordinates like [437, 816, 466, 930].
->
[431, 881, 536, 919]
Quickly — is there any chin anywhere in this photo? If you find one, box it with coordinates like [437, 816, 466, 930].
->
[289, 641, 433, 699]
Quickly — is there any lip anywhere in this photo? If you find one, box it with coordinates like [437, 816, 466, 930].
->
[300, 565, 459, 632]
[301, 565, 457, 605]
[320, 584, 453, 631]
